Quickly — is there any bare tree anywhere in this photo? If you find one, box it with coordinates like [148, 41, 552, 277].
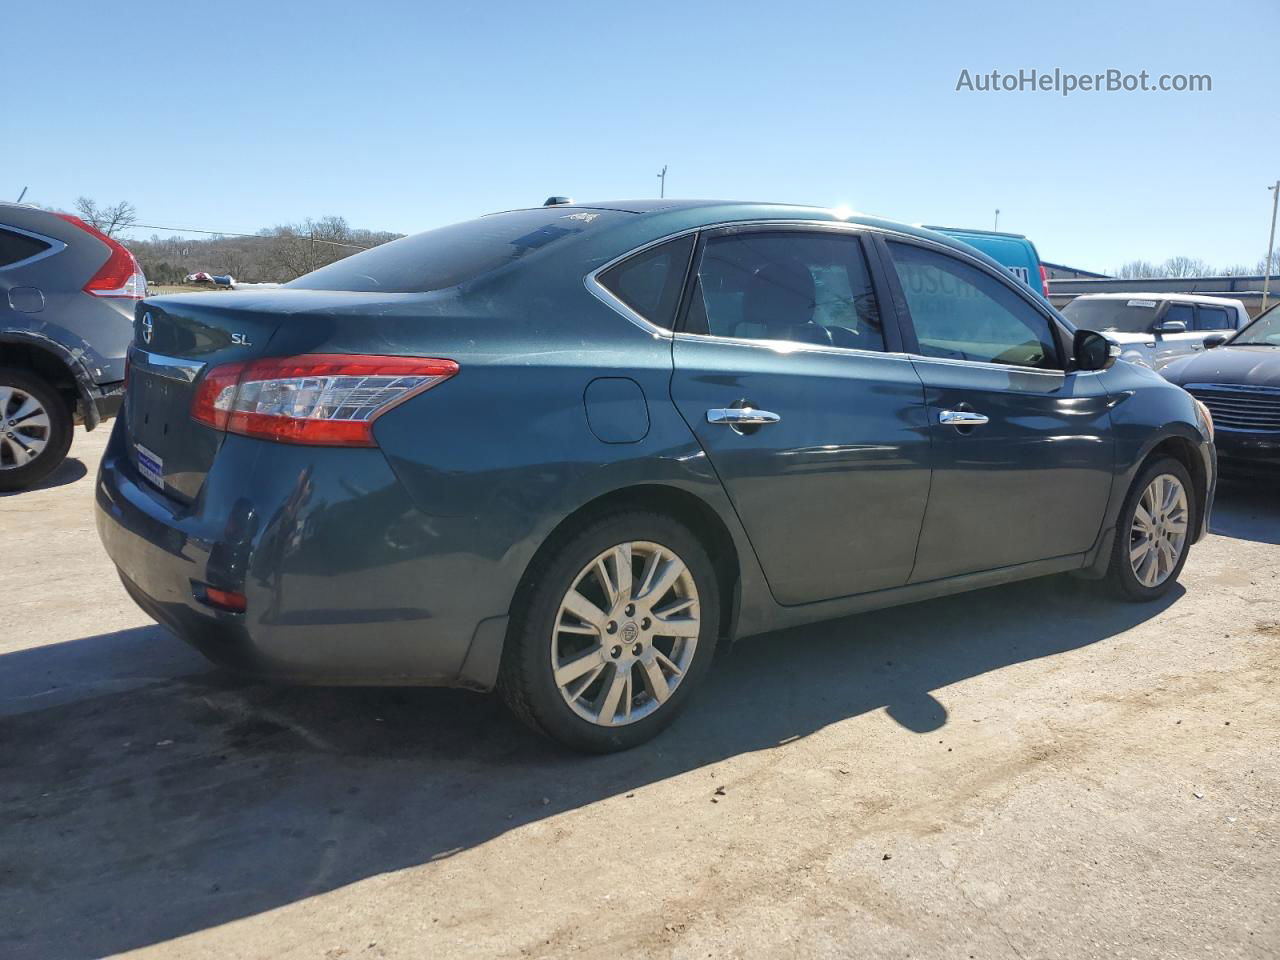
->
[74, 196, 138, 237]
[1257, 251, 1280, 275]
[1161, 256, 1211, 278]
[1113, 260, 1164, 280]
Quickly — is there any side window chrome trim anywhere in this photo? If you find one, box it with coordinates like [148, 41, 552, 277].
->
[585, 220, 876, 337]
[0, 224, 67, 272]
[585, 217, 1064, 345]
[584, 229, 703, 338]
[673, 330, 915, 363]
[904, 352, 1087, 377]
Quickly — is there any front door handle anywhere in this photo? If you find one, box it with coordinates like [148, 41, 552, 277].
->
[939, 409, 989, 427]
[707, 407, 781, 427]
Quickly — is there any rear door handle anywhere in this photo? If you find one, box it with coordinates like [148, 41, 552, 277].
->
[939, 409, 989, 427]
[707, 407, 781, 426]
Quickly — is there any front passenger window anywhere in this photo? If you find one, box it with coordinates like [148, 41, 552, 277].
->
[1163, 304, 1195, 329]
[887, 241, 1060, 369]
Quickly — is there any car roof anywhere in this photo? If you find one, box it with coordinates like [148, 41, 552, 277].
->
[1070, 292, 1246, 307]
[497, 199, 997, 264]
[0, 202, 86, 244]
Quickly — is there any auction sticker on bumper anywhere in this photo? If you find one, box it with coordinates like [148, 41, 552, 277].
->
[135, 443, 164, 489]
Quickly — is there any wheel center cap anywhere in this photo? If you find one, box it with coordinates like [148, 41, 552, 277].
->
[621, 621, 639, 644]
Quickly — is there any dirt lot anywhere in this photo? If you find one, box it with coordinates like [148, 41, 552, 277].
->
[2, 426, 1277, 960]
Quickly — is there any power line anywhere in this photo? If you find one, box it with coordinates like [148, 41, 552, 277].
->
[130, 222, 373, 250]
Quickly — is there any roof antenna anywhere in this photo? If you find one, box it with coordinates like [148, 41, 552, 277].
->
[15, 186, 28, 203]
[543, 196, 573, 206]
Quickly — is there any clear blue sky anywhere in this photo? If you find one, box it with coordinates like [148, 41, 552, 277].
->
[8, 0, 1277, 273]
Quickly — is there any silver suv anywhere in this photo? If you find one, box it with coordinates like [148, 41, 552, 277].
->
[1062, 293, 1249, 370]
[0, 202, 144, 490]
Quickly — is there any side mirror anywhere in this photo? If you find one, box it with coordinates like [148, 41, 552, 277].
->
[1203, 333, 1229, 349]
[1153, 319, 1188, 335]
[1072, 329, 1119, 371]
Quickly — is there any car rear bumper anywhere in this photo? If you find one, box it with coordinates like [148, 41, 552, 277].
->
[94, 417, 511, 688]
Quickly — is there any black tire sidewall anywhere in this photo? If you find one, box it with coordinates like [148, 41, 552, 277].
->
[503, 511, 721, 753]
[1109, 456, 1194, 601]
[0, 368, 72, 492]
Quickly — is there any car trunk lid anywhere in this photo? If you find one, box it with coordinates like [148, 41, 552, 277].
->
[124, 289, 424, 504]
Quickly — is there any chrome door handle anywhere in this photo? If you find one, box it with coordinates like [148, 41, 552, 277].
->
[939, 409, 989, 427]
[707, 407, 781, 426]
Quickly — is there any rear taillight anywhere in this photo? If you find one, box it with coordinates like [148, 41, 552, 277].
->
[191, 354, 458, 446]
[1040, 265, 1051, 299]
[201, 586, 247, 613]
[54, 213, 146, 299]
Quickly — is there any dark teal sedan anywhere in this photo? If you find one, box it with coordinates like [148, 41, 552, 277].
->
[95, 200, 1216, 752]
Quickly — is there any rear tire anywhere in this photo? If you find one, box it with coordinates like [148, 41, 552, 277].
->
[498, 510, 721, 753]
[0, 368, 73, 492]
[1105, 456, 1194, 601]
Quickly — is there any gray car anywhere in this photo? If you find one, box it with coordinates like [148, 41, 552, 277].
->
[0, 202, 144, 489]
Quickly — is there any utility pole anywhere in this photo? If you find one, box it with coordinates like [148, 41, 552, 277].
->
[993, 208, 1000, 231]
[1263, 181, 1279, 315]
[657, 165, 667, 199]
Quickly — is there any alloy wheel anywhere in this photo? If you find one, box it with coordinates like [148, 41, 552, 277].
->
[0, 384, 52, 470]
[551, 540, 700, 727]
[1129, 473, 1189, 588]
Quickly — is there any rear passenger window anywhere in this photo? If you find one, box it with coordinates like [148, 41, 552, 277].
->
[888, 241, 1059, 369]
[1197, 306, 1231, 331]
[597, 234, 695, 329]
[0, 228, 51, 268]
[684, 231, 886, 351]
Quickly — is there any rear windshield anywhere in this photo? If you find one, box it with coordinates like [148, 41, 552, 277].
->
[1062, 298, 1158, 333]
[288, 208, 627, 293]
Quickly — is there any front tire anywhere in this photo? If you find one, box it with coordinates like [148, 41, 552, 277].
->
[498, 511, 721, 753]
[1106, 456, 1194, 601]
[0, 368, 73, 492]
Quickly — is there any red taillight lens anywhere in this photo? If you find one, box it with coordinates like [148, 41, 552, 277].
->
[202, 586, 247, 613]
[191, 354, 458, 446]
[190, 361, 247, 431]
[55, 213, 146, 299]
[1040, 265, 1051, 298]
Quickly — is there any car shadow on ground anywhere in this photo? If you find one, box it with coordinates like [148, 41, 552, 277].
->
[1, 572, 1188, 960]
[0, 457, 87, 497]
[1210, 475, 1280, 545]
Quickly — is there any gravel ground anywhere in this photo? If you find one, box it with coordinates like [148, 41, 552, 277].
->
[2, 426, 1277, 960]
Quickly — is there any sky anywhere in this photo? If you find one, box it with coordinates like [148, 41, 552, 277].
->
[7, 0, 1277, 273]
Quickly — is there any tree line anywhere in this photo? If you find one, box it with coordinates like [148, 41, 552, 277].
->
[126, 217, 402, 285]
[1109, 252, 1280, 280]
[70, 196, 401, 284]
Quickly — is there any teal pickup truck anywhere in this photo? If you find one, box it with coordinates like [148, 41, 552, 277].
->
[925, 225, 1051, 302]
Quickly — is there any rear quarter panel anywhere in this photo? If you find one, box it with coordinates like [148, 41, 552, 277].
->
[282, 270, 770, 644]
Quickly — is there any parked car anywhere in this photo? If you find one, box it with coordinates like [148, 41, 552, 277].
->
[1062, 293, 1249, 370]
[924, 225, 1051, 299]
[96, 201, 1215, 752]
[1161, 302, 1280, 474]
[0, 203, 144, 490]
